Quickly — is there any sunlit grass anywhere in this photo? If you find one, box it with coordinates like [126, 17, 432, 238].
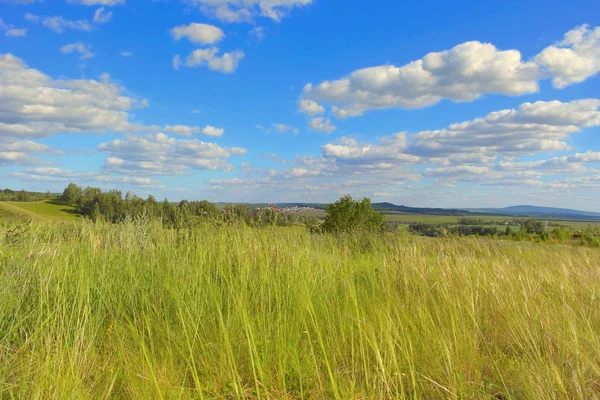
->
[1, 220, 600, 398]
[3, 200, 78, 221]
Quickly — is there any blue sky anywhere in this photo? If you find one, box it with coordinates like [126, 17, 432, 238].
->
[1, 0, 600, 210]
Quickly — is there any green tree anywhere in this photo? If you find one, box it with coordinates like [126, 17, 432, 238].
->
[61, 183, 83, 206]
[320, 195, 385, 234]
[522, 219, 545, 235]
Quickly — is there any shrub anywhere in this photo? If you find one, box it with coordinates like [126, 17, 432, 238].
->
[319, 195, 385, 234]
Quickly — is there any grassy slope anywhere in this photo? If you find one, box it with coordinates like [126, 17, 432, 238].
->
[0, 200, 78, 222]
[2, 221, 600, 398]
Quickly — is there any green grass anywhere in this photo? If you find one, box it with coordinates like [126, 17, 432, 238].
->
[0, 200, 78, 222]
[305, 209, 600, 230]
[2, 220, 600, 398]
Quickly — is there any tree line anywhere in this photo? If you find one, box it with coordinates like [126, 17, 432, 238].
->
[0, 189, 55, 202]
[60, 183, 304, 228]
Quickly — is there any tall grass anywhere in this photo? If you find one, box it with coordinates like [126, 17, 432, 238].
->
[1, 219, 600, 398]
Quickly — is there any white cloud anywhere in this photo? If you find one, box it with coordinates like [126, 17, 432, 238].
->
[202, 125, 224, 136]
[6, 28, 27, 37]
[0, 139, 61, 166]
[98, 133, 246, 175]
[186, 0, 313, 23]
[249, 26, 265, 41]
[0, 53, 149, 138]
[61, 42, 96, 60]
[120, 51, 133, 57]
[301, 41, 540, 117]
[12, 168, 165, 189]
[172, 54, 182, 70]
[272, 123, 298, 134]
[179, 47, 244, 73]
[41, 16, 92, 33]
[298, 99, 324, 116]
[536, 24, 600, 88]
[0, 53, 212, 140]
[162, 125, 224, 137]
[66, 0, 125, 5]
[171, 22, 224, 45]
[300, 25, 600, 118]
[408, 99, 600, 158]
[24, 13, 39, 23]
[93, 7, 112, 23]
[308, 117, 336, 133]
[0, 0, 42, 3]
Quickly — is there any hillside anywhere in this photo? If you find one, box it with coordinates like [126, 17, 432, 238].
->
[0, 200, 78, 222]
[469, 205, 600, 220]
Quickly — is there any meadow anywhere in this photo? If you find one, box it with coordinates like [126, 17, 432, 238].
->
[2, 218, 600, 399]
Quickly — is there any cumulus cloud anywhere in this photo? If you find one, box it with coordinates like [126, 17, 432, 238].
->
[248, 26, 265, 41]
[162, 125, 224, 136]
[298, 99, 324, 116]
[170, 22, 224, 45]
[66, 0, 124, 5]
[98, 133, 246, 175]
[93, 7, 112, 23]
[299, 25, 600, 118]
[185, 0, 313, 23]
[202, 125, 224, 136]
[177, 47, 244, 73]
[322, 133, 419, 166]
[308, 117, 336, 133]
[0, 16, 27, 36]
[61, 42, 96, 59]
[41, 16, 92, 33]
[300, 41, 540, 117]
[536, 24, 600, 88]
[0, 139, 62, 166]
[408, 99, 600, 159]
[0, 53, 219, 140]
[272, 123, 298, 134]
[12, 167, 165, 189]
[0, 53, 149, 138]
[0, 0, 42, 3]
[6, 28, 27, 36]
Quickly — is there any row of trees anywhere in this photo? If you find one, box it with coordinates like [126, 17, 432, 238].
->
[61, 183, 303, 228]
[61, 185, 386, 234]
[0, 189, 55, 202]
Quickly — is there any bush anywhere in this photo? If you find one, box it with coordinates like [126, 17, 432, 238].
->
[318, 195, 385, 235]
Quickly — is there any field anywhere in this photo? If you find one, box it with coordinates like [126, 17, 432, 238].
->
[0, 200, 77, 223]
[2, 219, 600, 399]
[302, 209, 600, 231]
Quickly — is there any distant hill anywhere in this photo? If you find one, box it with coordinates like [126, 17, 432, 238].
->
[371, 202, 481, 216]
[274, 202, 600, 220]
[467, 205, 600, 220]
[276, 202, 487, 216]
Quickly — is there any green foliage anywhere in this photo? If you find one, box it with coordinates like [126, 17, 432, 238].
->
[56, 183, 300, 229]
[550, 227, 571, 241]
[0, 188, 55, 202]
[578, 228, 600, 248]
[319, 195, 385, 234]
[521, 218, 545, 235]
[61, 183, 83, 206]
[2, 221, 600, 398]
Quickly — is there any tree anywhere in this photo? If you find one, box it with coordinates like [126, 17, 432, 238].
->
[320, 195, 385, 234]
[61, 183, 83, 206]
[522, 219, 545, 235]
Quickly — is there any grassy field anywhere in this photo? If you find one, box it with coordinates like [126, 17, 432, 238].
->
[0, 200, 77, 223]
[2, 220, 600, 398]
[304, 209, 600, 230]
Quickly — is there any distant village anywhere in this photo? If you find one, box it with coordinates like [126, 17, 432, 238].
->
[260, 204, 319, 213]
